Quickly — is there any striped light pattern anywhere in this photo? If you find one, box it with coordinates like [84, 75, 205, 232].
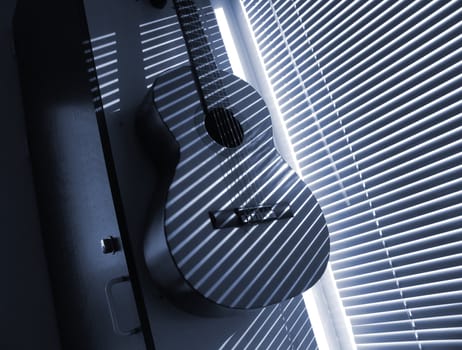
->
[84, 32, 121, 112]
[139, 0, 329, 310]
[241, 0, 462, 349]
[152, 65, 329, 309]
[84, 1, 323, 349]
[139, 4, 231, 87]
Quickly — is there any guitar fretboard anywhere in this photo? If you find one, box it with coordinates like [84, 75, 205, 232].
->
[174, 0, 229, 113]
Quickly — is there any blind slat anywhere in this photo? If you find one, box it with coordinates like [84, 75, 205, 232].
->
[242, 0, 462, 347]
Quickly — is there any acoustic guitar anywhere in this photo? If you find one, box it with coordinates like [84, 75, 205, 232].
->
[137, 0, 329, 312]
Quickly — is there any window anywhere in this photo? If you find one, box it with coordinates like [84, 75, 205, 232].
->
[237, 1, 462, 349]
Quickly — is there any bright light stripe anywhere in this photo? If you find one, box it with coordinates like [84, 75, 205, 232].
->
[327, 180, 462, 232]
[89, 40, 117, 53]
[391, 252, 462, 277]
[144, 51, 189, 71]
[328, 199, 462, 245]
[357, 340, 462, 349]
[332, 212, 458, 253]
[143, 44, 184, 62]
[340, 265, 462, 299]
[157, 96, 198, 122]
[356, 327, 462, 339]
[348, 291, 462, 320]
[332, 220, 462, 269]
[310, 132, 462, 200]
[341, 264, 462, 296]
[142, 36, 184, 54]
[89, 68, 118, 82]
[354, 329, 421, 339]
[99, 87, 119, 99]
[333, 226, 462, 265]
[214, 7, 246, 79]
[144, 61, 189, 81]
[90, 49, 118, 63]
[333, 244, 460, 277]
[90, 58, 118, 72]
[335, 231, 462, 284]
[85, 32, 116, 44]
[139, 14, 177, 29]
[95, 78, 119, 90]
[140, 25, 179, 45]
[397, 303, 462, 318]
[333, 249, 462, 279]
[352, 313, 462, 330]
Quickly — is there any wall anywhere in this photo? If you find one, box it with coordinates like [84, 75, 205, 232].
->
[0, 1, 61, 349]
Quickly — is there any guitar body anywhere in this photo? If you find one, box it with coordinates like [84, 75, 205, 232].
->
[138, 66, 329, 311]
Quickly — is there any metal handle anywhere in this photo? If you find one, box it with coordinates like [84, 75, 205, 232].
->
[105, 276, 141, 336]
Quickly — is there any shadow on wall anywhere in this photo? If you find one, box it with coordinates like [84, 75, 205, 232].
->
[0, 1, 61, 349]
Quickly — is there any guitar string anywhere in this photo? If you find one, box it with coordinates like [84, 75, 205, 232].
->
[192, 4, 266, 216]
[175, 0, 265, 216]
[175, 1, 247, 207]
[178, 2, 241, 192]
[193, 1, 267, 219]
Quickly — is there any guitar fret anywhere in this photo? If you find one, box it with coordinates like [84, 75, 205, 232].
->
[174, 0, 230, 111]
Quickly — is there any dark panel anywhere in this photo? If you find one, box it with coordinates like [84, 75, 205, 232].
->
[0, 1, 61, 349]
[13, 0, 146, 349]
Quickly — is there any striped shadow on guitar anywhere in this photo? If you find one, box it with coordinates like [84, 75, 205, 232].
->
[137, 0, 330, 313]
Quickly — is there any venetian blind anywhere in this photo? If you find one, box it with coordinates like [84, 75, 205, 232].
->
[240, 0, 462, 349]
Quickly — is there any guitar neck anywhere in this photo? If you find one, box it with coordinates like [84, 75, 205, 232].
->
[174, 0, 228, 113]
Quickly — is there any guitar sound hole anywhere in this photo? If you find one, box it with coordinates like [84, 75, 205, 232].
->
[205, 108, 244, 148]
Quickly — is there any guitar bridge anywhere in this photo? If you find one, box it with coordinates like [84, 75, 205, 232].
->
[209, 203, 293, 229]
